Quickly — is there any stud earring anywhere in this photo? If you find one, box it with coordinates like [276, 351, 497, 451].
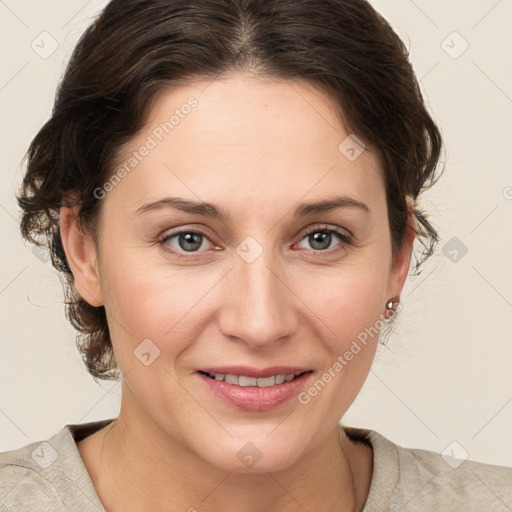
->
[385, 297, 400, 314]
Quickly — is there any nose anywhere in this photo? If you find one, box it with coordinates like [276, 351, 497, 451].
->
[217, 249, 298, 350]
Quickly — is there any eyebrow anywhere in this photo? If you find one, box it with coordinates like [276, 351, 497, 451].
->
[134, 194, 370, 221]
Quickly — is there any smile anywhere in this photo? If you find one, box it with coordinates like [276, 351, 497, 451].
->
[196, 369, 314, 411]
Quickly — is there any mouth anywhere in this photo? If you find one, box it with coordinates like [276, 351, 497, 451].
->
[197, 370, 312, 387]
[195, 367, 314, 411]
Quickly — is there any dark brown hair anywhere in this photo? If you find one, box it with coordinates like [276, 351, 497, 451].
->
[17, 0, 444, 380]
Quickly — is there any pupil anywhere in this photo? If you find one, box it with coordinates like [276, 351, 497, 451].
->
[180, 232, 202, 251]
[310, 231, 331, 250]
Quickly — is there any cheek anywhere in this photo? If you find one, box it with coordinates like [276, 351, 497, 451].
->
[98, 248, 217, 363]
[293, 261, 388, 401]
[296, 282, 384, 422]
[294, 257, 389, 342]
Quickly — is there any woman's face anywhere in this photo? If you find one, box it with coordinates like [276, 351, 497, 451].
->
[70, 73, 413, 472]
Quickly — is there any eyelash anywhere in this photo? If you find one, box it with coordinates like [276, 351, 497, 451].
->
[157, 223, 353, 260]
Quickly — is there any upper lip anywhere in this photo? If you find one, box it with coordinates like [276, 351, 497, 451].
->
[197, 366, 312, 378]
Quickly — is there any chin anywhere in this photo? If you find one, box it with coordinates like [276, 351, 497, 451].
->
[196, 434, 305, 474]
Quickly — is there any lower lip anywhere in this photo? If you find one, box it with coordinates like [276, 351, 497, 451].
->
[197, 372, 313, 411]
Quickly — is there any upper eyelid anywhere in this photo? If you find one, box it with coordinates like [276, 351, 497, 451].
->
[300, 223, 351, 238]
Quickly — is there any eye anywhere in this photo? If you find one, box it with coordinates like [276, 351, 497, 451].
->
[296, 224, 352, 254]
[158, 230, 214, 258]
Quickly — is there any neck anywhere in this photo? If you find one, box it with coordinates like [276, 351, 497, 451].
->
[78, 387, 372, 512]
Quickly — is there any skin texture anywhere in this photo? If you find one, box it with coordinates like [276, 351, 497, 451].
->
[60, 72, 415, 511]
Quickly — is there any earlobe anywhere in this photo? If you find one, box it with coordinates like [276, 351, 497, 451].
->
[59, 206, 104, 307]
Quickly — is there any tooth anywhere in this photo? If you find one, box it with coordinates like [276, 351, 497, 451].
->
[225, 374, 239, 384]
[211, 372, 300, 386]
[257, 376, 276, 387]
[238, 375, 257, 387]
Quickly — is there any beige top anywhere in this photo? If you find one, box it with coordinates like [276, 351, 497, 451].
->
[0, 419, 511, 511]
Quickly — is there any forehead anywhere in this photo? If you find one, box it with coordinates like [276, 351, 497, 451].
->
[109, 73, 385, 214]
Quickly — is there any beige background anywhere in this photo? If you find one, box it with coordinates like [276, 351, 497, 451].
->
[1, 0, 511, 467]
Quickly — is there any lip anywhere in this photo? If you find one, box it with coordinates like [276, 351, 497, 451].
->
[196, 368, 313, 412]
[197, 366, 311, 379]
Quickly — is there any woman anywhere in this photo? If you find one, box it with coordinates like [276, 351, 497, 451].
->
[1, 0, 510, 510]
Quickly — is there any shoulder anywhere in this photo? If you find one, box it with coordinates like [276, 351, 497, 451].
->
[391, 440, 512, 511]
[0, 420, 112, 511]
[343, 425, 512, 511]
[0, 434, 68, 511]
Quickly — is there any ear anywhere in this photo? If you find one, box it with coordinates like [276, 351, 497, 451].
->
[386, 201, 417, 301]
[59, 205, 104, 307]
